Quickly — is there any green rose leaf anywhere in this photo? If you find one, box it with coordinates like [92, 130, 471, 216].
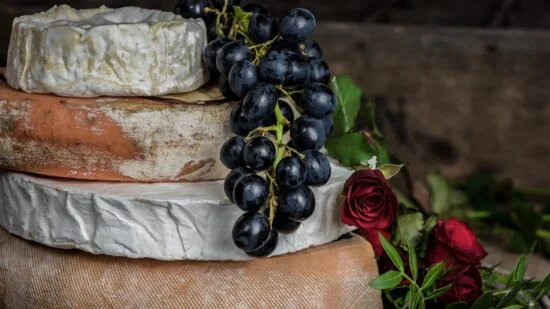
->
[368, 270, 403, 290]
[445, 302, 469, 309]
[470, 292, 494, 309]
[378, 164, 405, 180]
[379, 232, 405, 272]
[407, 240, 419, 281]
[530, 273, 550, 300]
[497, 282, 523, 307]
[421, 262, 445, 290]
[395, 212, 425, 248]
[329, 75, 362, 136]
[326, 132, 390, 168]
[425, 284, 451, 301]
[506, 255, 527, 288]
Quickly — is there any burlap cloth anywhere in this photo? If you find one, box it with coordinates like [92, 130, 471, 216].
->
[0, 228, 381, 308]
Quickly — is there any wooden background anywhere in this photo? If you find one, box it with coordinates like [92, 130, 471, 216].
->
[1, 0, 550, 187]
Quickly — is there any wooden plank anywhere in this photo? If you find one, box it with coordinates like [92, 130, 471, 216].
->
[314, 23, 550, 187]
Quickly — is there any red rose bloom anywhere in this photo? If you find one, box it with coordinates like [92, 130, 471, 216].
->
[427, 218, 487, 270]
[341, 169, 398, 231]
[364, 229, 391, 258]
[437, 265, 483, 305]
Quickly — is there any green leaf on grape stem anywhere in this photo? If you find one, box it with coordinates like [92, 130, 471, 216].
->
[326, 132, 390, 168]
[378, 164, 404, 180]
[379, 232, 405, 272]
[369, 270, 403, 290]
[425, 284, 451, 300]
[421, 262, 445, 290]
[329, 75, 362, 137]
[233, 6, 251, 33]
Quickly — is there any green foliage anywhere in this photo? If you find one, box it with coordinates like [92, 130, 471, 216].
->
[379, 164, 405, 180]
[232, 6, 251, 33]
[327, 76, 390, 168]
[395, 213, 425, 249]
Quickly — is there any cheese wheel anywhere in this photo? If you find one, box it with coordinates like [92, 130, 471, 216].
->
[0, 228, 382, 309]
[0, 165, 354, 261]
[0, 79, 236, 182]
[6, 5, 209, 97]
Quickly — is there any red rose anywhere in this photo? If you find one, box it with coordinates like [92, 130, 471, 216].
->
[437, 265, 483, 305]
[341, 169, 398, 231]
[427, 218, 487, 270]
[364, 229, 391, 258]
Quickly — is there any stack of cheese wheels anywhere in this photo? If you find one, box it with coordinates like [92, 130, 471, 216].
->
[0, 5, 381, 308]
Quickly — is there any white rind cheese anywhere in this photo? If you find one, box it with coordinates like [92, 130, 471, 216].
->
[5, 5, 209, 97]
[0, 165, 354, 261]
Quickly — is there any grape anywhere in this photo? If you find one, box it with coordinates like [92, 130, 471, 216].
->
[224, 166, 254, 201]
[245, 229, 278, 257]
[242, 3, 267, 16]
[216, 41, 253, 75]
[232, 212, 270, 252]
[219, 74, 238, 99]
[279, 8, 316, 43]
[204, 37, 231, 72]
[303, 150, 331, 186]
[272, 213, 301, 234]
[206, 23, 218, 42]
[233, 174, 268, 211]
[277, 185, 315, 221]
[320, 115, 334, 137]
[269, 40, 300, 55]
[243, 136, 276, 171]
[258, 50, 291, 85]
[290, 116, 326, 151]
[262, 100, 295, 131]
[228, 60, 259, 98]
[230, 105, 263, 136]
[300, 83, 337, 119]
[286, 54, 309, 86]
[220, 136, 246, 169]
[275, 156, 307, 189]
[307, 59, 331, 84]
[249, 14, 278, 44]
[242, 83, 278, 122]
[175, 0, 209, 19]
[300, 39, 323, 60]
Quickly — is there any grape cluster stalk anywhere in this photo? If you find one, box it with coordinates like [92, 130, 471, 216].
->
[175, 0, 337, 257]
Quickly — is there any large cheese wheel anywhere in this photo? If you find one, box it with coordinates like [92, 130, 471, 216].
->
[0, 165, 354, 261]
[0, 228, 382, 309]
[0, 78, 237, 182]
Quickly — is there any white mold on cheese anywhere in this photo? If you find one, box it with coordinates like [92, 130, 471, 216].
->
[0, 165, 354, 261]
[5, 5, 209, 97]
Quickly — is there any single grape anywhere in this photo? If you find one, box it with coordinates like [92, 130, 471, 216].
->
[300, 83, 337, 119]
[320, 115, 334, 137]
[228, 60, 259, 98]
[272, 213, 301, 234]
[233, 174, 268, 212]
[249, 14, 278, 44]
[232, 212, 270, 252]
[204, 37, 231, 72]
[216, 41, 253, 75]
[230, 105, 263, 136]
[290, 116, 326, 151]
[307, 59, 331, 84]
[275, 156, 307, 189]
[224, 166, 254, 201]
[262, 100, 295, 131]
[242, 3, 267, 16]
[219, 74, 238, 99]
[303, 150, 331, 186]
[277, 185, 315, 221]
[175, 0, 208, 19]
[220, 136, 246, 169]
[242, 83, 278, 122]
[300, 39, 323, 60]
[245, 229, 278, 257]
[243, 136, 276, 171]
[258, 50, 291, 85]
[286, 54, 309, 86]
[279, 8, 316, 43]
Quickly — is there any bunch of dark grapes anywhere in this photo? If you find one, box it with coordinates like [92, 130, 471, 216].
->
[175, 0, 336, 257]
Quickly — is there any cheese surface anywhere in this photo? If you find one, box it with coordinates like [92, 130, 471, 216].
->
[0, 79, 234, 182]
[5, 5, 209, 97]
[0, 165, 354, 261]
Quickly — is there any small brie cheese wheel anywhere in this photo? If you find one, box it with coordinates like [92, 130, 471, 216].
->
[0, 165, 354, 261]
[6, 5, 209, 97]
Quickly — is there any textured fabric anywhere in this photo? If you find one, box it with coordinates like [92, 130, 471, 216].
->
[0, 228, 382, 308]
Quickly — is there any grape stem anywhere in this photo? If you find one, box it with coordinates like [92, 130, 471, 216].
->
[267, 103, 285, 226]
[275, 85, 301, 112]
